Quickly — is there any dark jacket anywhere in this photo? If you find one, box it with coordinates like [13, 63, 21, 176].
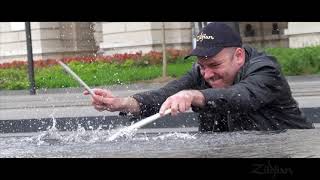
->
[131, 45, 314, 132]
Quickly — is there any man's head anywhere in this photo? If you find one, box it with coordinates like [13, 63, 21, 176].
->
[185, 22, 245, 88]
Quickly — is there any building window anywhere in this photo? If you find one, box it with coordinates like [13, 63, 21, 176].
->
[272, 23, 280, 35]
[244, 24, 255, 37]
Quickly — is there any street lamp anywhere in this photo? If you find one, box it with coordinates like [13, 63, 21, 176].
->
[25, 22, 36, 95]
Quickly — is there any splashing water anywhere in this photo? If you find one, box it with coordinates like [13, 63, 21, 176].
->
[24, 116, 117, 145]
[23, 114, 198, 146]
[151, 132, 197, 141]
[3, 124, 320, 157]
[106, 123, 139, 141]
[29, 114, 63, 145]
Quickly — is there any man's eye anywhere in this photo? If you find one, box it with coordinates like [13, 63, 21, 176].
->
[209, 63, 221, 68]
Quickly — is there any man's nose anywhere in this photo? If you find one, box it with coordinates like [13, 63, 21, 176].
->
[203, 67, 213, 79]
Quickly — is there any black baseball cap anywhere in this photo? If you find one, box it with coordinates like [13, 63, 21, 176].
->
[185, 22, 242, 59]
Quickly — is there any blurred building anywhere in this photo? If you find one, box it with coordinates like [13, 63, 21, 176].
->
[0, 22, 98, 63]
[98, 22, 192, 55]
[240, 22, 289, 48]
[1, 22, 320, 63]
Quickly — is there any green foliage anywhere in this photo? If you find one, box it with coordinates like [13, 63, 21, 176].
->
[1, 46, 320, 90]
[0, 69, 29, 90]
[264, 46, 320, 75]
[121, 59, 135, 68]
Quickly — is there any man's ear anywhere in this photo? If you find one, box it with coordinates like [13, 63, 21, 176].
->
[235, 48, 245, 66]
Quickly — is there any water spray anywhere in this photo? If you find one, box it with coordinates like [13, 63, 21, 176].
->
[108, 108, 172, 141]
[57, 60, 173, 141]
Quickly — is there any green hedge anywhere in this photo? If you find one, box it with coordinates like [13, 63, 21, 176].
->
[265, 46, 320, 75]
[1, 45, 320, 90]
[0, 57, 196, 90]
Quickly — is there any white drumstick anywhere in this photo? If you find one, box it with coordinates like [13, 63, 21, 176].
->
[57, 60, 95, 96]
[108, 109, 172, 141]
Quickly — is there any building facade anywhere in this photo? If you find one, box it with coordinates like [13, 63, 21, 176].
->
[0, 22, 97, 63]
[1, 22, 320, 63]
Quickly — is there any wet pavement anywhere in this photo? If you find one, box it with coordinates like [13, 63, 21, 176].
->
[0, 75, 320, 133]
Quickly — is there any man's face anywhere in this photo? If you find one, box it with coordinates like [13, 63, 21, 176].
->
[197, 48, 243, 88]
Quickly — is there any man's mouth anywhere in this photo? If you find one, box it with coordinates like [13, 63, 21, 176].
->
[209, 76, 220, 82]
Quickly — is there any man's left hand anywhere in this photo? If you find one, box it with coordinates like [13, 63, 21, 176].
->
[159, 90, 205, 116]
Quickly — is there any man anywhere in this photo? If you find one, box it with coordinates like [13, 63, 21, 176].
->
[85, 22, 314, 132]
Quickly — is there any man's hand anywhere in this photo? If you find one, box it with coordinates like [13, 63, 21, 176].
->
[84, 88, 140, 113]
[84, 88, 120, 112]
[159, 90, 205, 116]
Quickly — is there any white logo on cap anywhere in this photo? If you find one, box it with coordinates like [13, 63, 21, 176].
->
[196, 32, 214, 42]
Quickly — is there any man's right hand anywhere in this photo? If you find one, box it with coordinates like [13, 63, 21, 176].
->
[84, 88, 121, 112]
[83, 88, 140, 113]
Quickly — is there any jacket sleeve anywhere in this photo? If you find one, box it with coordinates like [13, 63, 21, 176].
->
[132, 63, 200, 117]
[200, 61, 285, 113]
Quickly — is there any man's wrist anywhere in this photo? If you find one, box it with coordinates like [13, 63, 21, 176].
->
[191, 90, 205, 108]
[122, 97, 140, 114]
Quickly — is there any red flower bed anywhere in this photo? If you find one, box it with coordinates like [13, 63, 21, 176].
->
[0, 49, 191, 69]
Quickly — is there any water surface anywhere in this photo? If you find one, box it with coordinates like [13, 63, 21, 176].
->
[1, 124, 319, 158]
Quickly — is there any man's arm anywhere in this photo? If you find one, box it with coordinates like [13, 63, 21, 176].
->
[132, 63, 200, 117]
